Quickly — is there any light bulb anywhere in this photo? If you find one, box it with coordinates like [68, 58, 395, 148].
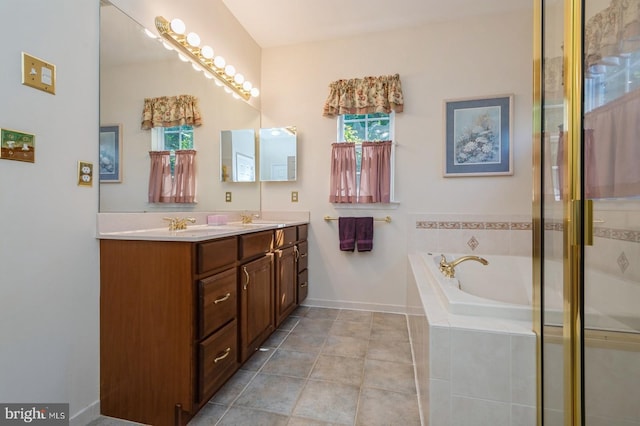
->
[203, 71, 214, 79]
[214, 79, 223, 87]
[242, 81, 253, 91]
[224, 87, 232, 94]
[162, 41, 173, 50]
[170, 18, 186, 35]
[232, 93, 241, 99]
[234, 73, 245, 84]
[186, 32, 200, 47]
[200, 45, 214, 59]
[213, 56, 226, 69]
[224, 64, 236, 77]
[178, 53, 189, 62]
[250, 87, 260, 97]
[192, 63, 202, 72]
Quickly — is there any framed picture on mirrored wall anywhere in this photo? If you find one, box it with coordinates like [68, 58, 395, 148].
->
[99, 124, 122, 182]
[443, 94, 513, 177]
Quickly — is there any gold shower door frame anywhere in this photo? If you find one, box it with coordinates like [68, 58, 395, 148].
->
[533, 0, 586, 425]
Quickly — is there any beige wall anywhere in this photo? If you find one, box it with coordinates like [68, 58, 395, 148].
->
[260, 9, 534, 311]
[0, 0, 100, 422]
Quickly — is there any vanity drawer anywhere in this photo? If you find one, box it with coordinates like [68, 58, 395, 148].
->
[198, 319, 239, 402]
[297, 269, 309, 304]
[297, 240, 308, 273]
[274, 226, 297, 248]
[297, 224, 308, 242]
[239, 230, 273, 260]
[198, 268, 237, 338]
[197, 237, 237, 274]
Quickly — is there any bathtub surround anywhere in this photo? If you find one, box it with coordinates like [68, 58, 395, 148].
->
[407, 252, 536, 426]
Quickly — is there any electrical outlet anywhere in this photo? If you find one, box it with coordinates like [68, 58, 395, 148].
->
[225, 192, 232, 202]
[291, 191, 299, 202]
[78, 161, 93, 187]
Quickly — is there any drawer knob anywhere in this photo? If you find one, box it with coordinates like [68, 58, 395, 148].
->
[214, 347, 231, 363]
[214, 292, 231, 304]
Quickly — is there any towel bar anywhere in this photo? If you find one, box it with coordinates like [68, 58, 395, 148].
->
[323, 215, 391, 223]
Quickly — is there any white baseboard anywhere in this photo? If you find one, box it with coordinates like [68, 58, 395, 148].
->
[303, 298, 407, 314]
[70, 400, 100, 426]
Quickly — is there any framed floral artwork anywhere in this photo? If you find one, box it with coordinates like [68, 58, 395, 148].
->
[443, 95, 513, 176]
[99, 124, 122, 182]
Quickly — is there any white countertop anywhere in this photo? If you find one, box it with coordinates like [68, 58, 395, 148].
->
[97, 219, 308, 242]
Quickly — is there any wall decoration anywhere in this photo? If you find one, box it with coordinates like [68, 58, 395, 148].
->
[444, 95, 513, 176]
[0, 128, 35, 163]
[99, 124, 122, 182]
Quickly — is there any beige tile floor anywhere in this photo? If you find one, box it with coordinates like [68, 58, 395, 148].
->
[90, 306, 421, 426]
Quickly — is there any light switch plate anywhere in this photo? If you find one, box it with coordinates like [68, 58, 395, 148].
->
[22, 52, 56, 95]
[78, 161, 93, 187]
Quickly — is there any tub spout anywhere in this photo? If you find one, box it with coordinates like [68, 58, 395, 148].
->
[439, 254, 488, 278]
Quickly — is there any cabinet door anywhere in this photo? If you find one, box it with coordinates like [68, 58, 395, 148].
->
[239, 254, 274, 362]
[275, 246, 297, 327]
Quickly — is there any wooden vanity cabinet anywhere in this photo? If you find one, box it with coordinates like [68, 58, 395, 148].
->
[100, 236, 239, 426]
[238, 231, 275, 363]
[297, 225, 309, 304]
[274, 226, 298, 327]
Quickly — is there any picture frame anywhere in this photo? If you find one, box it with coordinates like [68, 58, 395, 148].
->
[99, 124, 122, 182]
[443, 95, 513, 177]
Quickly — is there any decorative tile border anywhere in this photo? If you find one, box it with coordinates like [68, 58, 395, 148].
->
[543, 220, 640, 244]
[416, 220, 532, 231]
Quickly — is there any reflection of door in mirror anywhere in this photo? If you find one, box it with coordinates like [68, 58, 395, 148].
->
[259, 127, 297, 181]
[99, 4, 261, 212]
[220, 129, 256, 182]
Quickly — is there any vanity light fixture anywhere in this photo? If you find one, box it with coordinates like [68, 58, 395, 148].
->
[154, 16, 260, 101]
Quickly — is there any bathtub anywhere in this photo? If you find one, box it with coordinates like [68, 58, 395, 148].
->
[407, 252, 537, 425]
[419, 252, 533, 322]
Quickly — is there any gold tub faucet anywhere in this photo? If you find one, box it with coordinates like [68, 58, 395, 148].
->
[164, 217, 196, 231]
[439, 254, 488, 278]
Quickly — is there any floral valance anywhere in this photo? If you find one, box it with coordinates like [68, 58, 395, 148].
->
[141, 94, 203, 130]
[322, 74, 404, 117]
[585, 0, 640, 70]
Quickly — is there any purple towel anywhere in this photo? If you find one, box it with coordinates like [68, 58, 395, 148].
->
[338, 217, 356, 251]
[356, 217, 374, 252]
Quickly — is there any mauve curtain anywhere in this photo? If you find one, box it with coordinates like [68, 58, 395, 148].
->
[584, 89, 640, 198]
[323, 74, 404, 117]
[173, 150, 197, 203]
[141, 95, 203, 130]
[329, 143, 357, 203]
[358, 141, 392, 203]
[148, 151, 172, 203]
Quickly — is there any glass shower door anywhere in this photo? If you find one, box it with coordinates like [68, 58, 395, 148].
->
[582, 0, 640, 424]
[537, 0, 640, 424]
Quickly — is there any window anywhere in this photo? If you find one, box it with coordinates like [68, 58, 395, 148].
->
[152, 125, 194, 174]
[337, 112, 395, 201]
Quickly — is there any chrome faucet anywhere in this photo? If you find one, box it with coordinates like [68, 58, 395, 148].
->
[163, 217, 196, 231]
[439, 254, 488, 278]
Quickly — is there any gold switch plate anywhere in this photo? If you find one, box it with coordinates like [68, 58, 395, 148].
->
[291, 191, 299, 202]
[22, 52, 56, 95]
[78, 161, 93, 187]
[225, 192, 232, 202]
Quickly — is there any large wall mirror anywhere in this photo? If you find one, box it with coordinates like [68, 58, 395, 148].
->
[99, 4, 261, 212]
[259, 127, 297, 181]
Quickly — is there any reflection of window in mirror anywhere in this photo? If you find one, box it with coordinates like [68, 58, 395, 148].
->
[152, 125, 194, 174]
[337, 112, 396, 199]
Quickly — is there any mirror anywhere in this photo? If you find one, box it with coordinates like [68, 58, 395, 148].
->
[99, 4, 261, 212]
[220, 129, 256, 182]
[259, 127, 297, 181]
